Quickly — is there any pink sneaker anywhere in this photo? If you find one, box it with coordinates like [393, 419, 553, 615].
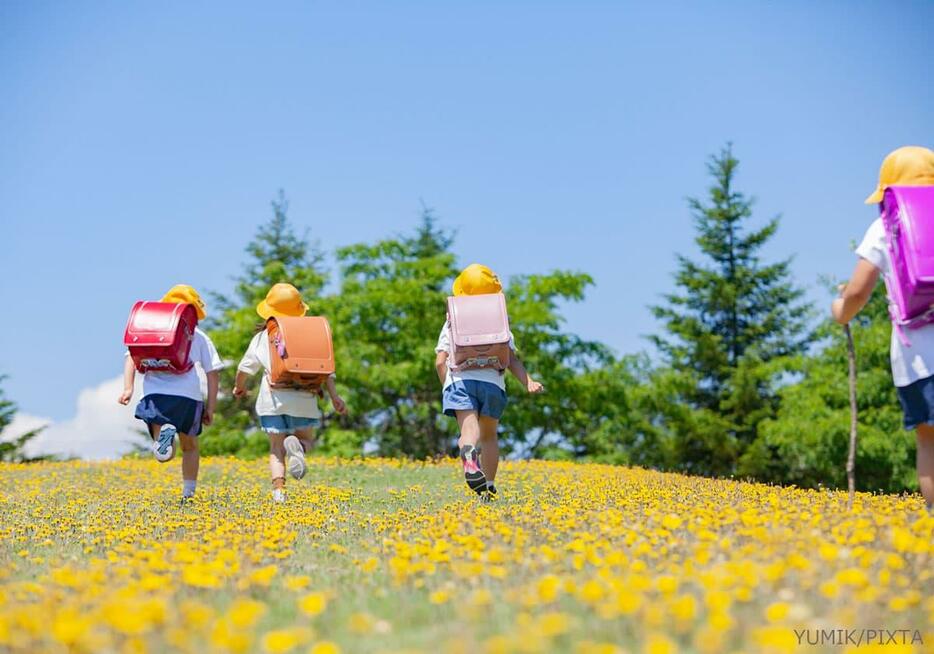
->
[459, 445, 487, 495]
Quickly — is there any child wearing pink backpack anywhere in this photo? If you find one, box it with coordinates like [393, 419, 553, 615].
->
[833, 146, 934, 510]
[435, 264, 544, 499]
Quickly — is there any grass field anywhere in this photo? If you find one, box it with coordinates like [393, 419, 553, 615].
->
[0, 457, 931, 654]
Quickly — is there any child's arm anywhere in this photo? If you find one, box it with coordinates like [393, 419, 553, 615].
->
[507, 355, 544, 394]
[118, 356, 135, 405]
[232, 370, 250, 398]
[204, 370, 219, 426]
[233, 336, 261, 397]
[832, 259, 881, 324]
[325, 375, 347, 415]
[435, 352, 448, 386]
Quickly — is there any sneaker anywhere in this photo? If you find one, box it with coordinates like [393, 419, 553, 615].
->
[459, 445, 487, 495]
[283, 435, 307, 480]
[272, 488, 285, 504]
[152, 424, 177, 462]
[486, 482, 498, 497]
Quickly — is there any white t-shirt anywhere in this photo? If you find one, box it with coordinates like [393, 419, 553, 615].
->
[435, 321, 516, 391]
[856, 217, 934, 387]
[132, 328, 224, 401]
[237, 331, 326, 418]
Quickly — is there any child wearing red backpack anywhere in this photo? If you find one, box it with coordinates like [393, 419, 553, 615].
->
[233, 283, 347, 503]
[435, 264, 543, 499]
[118, 284, 223, 500]
[832, 146, 934, 510]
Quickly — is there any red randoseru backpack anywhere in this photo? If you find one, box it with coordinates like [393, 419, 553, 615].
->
[124, 301, 198, 374]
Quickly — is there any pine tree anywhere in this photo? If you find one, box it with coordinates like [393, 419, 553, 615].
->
[649, 145, 812, 474]
[0, 377, 48, 462]
[201, 191, 329, 456]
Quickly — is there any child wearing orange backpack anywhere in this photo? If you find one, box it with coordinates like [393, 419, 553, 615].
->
[233, 283, 347, 503]
[435, 264, 544, 499]
[118, 284, 223, 501]
[833, 146, 934, 510]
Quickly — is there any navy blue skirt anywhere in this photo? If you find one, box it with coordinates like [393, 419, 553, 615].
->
[134, 394, 204, 436]
[896, 375, 934, 430]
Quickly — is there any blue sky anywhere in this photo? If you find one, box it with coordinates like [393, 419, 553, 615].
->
[1, 1, 932, 423]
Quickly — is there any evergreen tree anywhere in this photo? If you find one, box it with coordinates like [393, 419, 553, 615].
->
[649, 145, 811, 474]
[0, 377, 48, 462]
[202, 191, 329, 456]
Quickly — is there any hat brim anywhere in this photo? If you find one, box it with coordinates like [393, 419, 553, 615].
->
[865, 188, 884, 204]
[256, 301, 309, 320]
[161, 295, 206, 320]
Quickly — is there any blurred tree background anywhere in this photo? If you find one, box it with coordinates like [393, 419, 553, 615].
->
[190, 145, 916, 493]
[4, 146, 912, 493]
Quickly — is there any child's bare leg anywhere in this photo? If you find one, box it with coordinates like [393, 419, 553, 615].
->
[478, 416, 499, 483]
[269, 433, 286, 489]
[456, 411, 481, 448]
[178, 433, 199, 498]
[294, 427, 315, 454]
[917, 424, 934, 508]
[456, 410, 486, 494]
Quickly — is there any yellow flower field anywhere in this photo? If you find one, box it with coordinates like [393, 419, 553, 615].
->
[0, 457, 931, 653]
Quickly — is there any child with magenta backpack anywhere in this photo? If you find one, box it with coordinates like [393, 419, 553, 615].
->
[833, 146, 934, 511]
[435, 264, 544, 500]
[233, 283, 347, 503]
[119, 284, 223, 501]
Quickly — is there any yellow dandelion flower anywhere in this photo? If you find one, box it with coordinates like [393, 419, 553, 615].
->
[430, 590, 450, 605]
[764, 602, 789, 623]
[309, 642, 342, 654]
[644, 633, 677, 654]
[299, 592, 328, 617]
[227, 598, 267, 629]
[538, 611, 570, 637]
[284, 575, 312, 591]
[348, 612, 375, 634]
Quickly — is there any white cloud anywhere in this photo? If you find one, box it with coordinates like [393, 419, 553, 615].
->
[4, 376, 146, 460]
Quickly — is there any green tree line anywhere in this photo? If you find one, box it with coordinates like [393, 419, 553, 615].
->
[0, 146, 913, 492]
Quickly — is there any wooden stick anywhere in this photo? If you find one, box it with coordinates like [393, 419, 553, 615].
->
[844, 323, 858, 510]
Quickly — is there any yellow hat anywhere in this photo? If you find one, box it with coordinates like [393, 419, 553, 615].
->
[161, 284, 206, 320]
[256, 283, 308, 319]
[865, 145, 934, 204]
[452, 263, 502, 296]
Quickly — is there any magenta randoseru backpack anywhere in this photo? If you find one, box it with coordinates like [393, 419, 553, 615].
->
[882, 186, 934, 344]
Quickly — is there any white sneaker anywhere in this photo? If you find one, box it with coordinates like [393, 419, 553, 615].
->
[273, 489, 285, 503]
[152, 424, 176, 462]
[283, 435, 306, 480]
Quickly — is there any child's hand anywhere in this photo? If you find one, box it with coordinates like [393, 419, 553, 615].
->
[831, 297, 846, 323]
[331, 395, 348, 415]
[527, 378, 544, 394]
[232, 385, 247, 398]
[202, 408, 214, 426]
[118, 388, 133, 405]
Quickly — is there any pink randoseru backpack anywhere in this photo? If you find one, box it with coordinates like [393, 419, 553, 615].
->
[446, 293, 512, 371]
[882, 185, 934, 344]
